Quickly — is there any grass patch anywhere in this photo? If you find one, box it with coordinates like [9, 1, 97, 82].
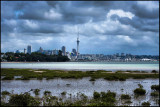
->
[1, 68, 159, 80]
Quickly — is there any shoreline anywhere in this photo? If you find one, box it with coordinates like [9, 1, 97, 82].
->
[1, 67, 159, 72]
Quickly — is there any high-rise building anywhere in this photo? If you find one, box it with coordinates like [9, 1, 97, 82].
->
[24, 48, 27, 54]
[52, 49, 59, 55]
[16, 50, 20, 53]
[77, 32, 80, 56]
[72, 48, 76, 56]
[62, 46, 66, 56]
[37, 47, 43, 53]
[121, 53, 125, 57]
[27, 45, 32, 54]
[116, 53, 119, 57]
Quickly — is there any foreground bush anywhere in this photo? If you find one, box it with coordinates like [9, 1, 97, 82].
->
[151, 85, 159, 91]
[1, 91, 10, 96]
[141, 101, 150, 106]
[150, 92, 159, 97]
[151, 70, 158, 74]
[121, 94, 131, 99]
[93, 91, 100, 99]
[34, 89, 40, 96]
[134, 88, 146, 95]
[9, 93, 40, 106]
[44, 91, 51, 96]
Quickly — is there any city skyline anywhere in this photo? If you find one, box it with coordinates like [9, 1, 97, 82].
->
[1, 1, 159, 55]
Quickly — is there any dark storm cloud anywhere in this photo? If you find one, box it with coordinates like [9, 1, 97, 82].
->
[111, 15, 159, 33]
[1, 1, 159, 55]
[132, 2, 159, 19]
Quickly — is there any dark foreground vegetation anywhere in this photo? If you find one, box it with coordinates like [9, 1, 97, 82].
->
[1, 51, 69, 62]
[1, 69, 159, 81]
[1, 84, 159, 106]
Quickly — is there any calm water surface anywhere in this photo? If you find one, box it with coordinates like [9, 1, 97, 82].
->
[1, 78, 159, 106]
[1, 61, 159, 71]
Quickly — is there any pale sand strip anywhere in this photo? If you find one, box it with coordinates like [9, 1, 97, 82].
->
[34, 71, 46, 73]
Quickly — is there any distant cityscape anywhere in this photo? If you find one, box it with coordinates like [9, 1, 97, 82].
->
[1, 36, 159, 62]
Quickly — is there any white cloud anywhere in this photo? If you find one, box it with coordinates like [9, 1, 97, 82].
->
[25, 20, 39, 29]
[107, 9, 135, 19]
[44, 8, 62, 20]
[117, 35, 134, 43]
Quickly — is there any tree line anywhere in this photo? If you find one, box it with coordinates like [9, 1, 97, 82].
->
[1, 50, 70, 62]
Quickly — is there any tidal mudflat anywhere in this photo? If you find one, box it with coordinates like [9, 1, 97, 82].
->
[1, 68, 159, 106]
[1, 78, 159, 106]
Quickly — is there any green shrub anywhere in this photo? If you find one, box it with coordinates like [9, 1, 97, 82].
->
[9, 93, 40, 106]
[119, 77, 126, 81]
[2, 91, 10, 96]
[150, 92, 159, 97]
[121, 94, 131, 99]
[125, 100, 132, 104]
[99, 91, 116, 103]
[2, 76, 14, 80]
[1, 101, 10, 106]
[151, 70, 158, 74]
[21, 76, 30, 80]
[93, 91, 100, 99]
[106, 90, 116, 98]
[44, 91, 51, 96]
[141, 101, 150, 106]
[134, 88, 146, 95]
[34, 89, 40, 96]
[151, 85, 159, 91]
[61, 91, 67, 96]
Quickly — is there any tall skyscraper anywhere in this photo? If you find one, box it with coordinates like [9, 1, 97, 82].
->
[72, 48, 76, 56]
[77, 32, 80, 56]
[27, 45, 32, 54]
[62, 46, 66, 56]
[39, 47, 43, 53]
[16, 50, 20, 53]
[24, 48, 27, 54]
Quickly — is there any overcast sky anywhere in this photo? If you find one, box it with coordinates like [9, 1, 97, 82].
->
[1, 1, 159, 55]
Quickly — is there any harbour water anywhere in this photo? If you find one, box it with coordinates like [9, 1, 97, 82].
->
[1, 61, 159, 71]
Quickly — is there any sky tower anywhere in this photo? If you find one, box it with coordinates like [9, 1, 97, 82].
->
[77, 32, 80, 57]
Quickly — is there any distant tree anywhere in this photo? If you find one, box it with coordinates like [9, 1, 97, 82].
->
[2, 52, 69, 62]
[58, 50, 62, 56]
